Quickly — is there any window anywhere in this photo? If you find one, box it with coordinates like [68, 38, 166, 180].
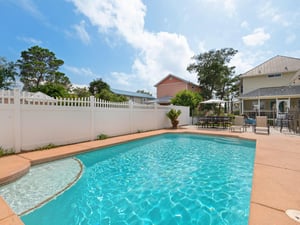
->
[267, 73, 281, 78]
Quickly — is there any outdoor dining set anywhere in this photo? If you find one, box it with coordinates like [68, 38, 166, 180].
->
[197, 115, 270, 134]
[197, 116, 232, 129]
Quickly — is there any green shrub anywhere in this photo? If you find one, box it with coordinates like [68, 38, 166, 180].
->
[166, 109, 182, 129]
[97, 134, 108, 140]
[35, 143, 57, 150]
[0, 146, 14, 157]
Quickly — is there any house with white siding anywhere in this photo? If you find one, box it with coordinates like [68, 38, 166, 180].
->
[239, 55, 300, 120]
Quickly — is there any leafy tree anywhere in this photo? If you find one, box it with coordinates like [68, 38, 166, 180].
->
[89, 78, 127, 102]
[171, 90, 202, 116]
[30, 83, 70, 98]
[109, 92, 128, 102]
[227, 75, 240, 100]
[17, 45, 71, 91]
[97, 89, 127, 102]
[224, 75, 240, 113]
[47, 71, 71, 89]
[89, 78, 110, 95]
[137, 90, 152, 96]
[187, 48, 238, 100]
[96, 88, 113, 101]
[71, 86, 91, 98]
[0, 57, 17, 89]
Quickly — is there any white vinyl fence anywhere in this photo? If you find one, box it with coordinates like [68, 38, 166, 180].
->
[0, 89, 190, 152]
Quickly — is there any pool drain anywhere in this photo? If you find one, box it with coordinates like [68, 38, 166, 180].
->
[286, 209, 300, 223]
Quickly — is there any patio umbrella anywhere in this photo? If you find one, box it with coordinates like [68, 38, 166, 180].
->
[200, 99, 226, 104]
[200, 99, 226, 115]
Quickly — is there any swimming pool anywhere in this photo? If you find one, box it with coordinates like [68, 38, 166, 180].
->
[21, 133, 256, 225]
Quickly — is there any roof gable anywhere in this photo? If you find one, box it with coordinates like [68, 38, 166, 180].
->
[154, 74, 198, 87]
[241, 55, 300, 78]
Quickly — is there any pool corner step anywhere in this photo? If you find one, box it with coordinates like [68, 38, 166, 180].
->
[0, 155, 30, 185]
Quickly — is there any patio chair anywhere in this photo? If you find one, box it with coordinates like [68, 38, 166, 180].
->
[229, 116, 245, 132]
[254, 116, 270, 135]
[197, 117, 207, 128]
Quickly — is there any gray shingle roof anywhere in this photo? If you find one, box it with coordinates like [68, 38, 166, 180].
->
[240, 85, 300, 99]
[111, 89, 155, 99]
[240, 55, 300, 78]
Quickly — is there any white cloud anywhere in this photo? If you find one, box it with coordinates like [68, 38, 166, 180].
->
[242, 28, 270, 47]
[241, 21, 249, 29]
[17, 36, 42, 45]
[73, 20, 90, 45]
[132, 32, 194, 82]
[231, 50, 274, 75]
[230, 52, 255, 75]
[197, 41, 207, 53]
[69, 0, 196, 92]
[202, 0, 237, 16]
[70, 0, 146, 39]
[63, 65, 98, 78]
[18, 0, 44, 19]
[259, 1, 290, 27]
[72, 84, 88, 89]
[223, 0, 236, 16]
[110, 72, 131, 86]
[11, 0, 50, 25]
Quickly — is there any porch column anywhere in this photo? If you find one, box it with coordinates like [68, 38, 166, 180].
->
[258, 98, 261, 116]
[276, 98, 279, 118]
[241, 100, 244, 115]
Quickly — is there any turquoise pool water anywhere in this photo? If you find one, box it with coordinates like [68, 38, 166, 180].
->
[21, 133, 256, 225]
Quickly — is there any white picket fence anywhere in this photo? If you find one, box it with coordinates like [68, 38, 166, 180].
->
[0, 89, 190, 152]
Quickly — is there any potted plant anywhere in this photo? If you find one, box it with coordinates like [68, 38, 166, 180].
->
[166, 109, 182, 129]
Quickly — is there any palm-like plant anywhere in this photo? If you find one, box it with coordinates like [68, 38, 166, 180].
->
[166, 109, 181, 129]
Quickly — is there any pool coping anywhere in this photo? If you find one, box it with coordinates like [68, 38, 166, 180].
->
[0, 128, 300, 225]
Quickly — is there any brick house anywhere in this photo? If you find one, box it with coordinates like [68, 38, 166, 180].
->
[154, 74, 200, 105]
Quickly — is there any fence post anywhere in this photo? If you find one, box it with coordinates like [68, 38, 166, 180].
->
[129, 101, 134, 133]
[90, 96, 95, 141]
[13, 89, 21, 153]
[154, 103, 159, 129]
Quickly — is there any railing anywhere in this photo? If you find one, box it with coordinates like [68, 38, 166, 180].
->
[0, 89, 178, 111]
[243, 109, 300, 133]
[0, 89, 131, 108]
[243, 110, 276, 119]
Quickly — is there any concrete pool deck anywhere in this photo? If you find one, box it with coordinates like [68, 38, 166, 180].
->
[0, 127, 299, 225]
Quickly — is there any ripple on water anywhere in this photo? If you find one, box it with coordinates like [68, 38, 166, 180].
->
[21, 134, 256, 225]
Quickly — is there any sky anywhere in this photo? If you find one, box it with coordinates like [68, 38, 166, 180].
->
[0, 0, 299, 96]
